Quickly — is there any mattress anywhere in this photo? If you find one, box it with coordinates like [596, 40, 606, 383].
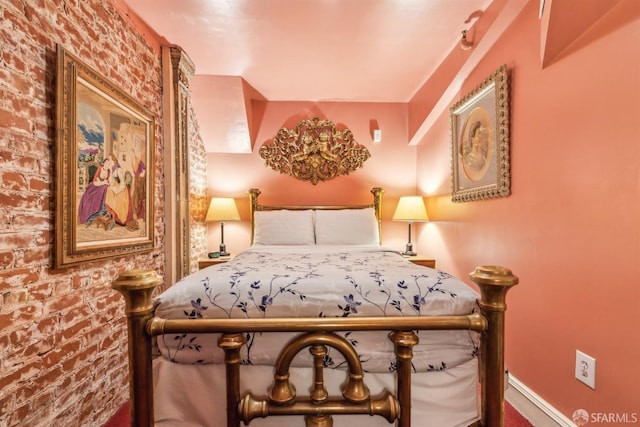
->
[154, 245, 480, 373]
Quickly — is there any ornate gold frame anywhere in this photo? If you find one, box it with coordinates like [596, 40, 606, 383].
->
[450, 65, 510, 202]
[259, 117, 371, 184]
[55, 45, 154, 267]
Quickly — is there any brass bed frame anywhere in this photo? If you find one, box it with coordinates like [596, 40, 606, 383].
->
[113, 188, 518, 427]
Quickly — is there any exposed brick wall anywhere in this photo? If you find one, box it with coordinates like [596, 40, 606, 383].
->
[189, 104, 208, 271]
[0, 1, 165, 425]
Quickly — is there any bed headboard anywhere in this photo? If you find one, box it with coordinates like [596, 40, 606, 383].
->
[248, 187, 384, 245]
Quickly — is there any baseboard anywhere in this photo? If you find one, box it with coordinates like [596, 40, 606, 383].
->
[506, 374, 576, 427]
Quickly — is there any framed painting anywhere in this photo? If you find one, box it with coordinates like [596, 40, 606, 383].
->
[55, 45, 154, 268]
[450, 65, 511, 202]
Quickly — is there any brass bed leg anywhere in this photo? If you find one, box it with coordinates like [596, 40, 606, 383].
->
[219, 333, 248, 427]
[389, 331, 419, 427]
[469, 266, 519, 427]
[112, 269, 164, 427]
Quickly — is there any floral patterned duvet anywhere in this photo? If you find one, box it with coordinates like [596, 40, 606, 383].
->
[154, 245, 480, 373]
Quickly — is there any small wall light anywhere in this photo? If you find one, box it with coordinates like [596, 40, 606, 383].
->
[370, 119, 382, 143]
[372, 129, 382, 143]
[205, 197, 240, 256]
[460, 30, 473, 51]
[392, 196, 429, 256]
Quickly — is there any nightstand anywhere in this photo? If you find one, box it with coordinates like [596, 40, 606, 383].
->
[198, 256, 232, 270]
[405, 255, 436, 268]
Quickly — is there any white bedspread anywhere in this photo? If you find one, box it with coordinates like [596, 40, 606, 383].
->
[153, 357, 480, 427]
[154, 246, 480, 373]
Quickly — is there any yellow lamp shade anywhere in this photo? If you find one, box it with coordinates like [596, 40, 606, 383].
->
[205, 197, 240, 222]
[392, 196, 429, 222]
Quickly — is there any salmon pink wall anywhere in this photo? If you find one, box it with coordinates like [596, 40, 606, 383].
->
[206, 101, 419, 255]
[416, 0, 639, 419]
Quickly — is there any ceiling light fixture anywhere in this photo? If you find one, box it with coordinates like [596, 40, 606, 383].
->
[460, 30, 473, 51]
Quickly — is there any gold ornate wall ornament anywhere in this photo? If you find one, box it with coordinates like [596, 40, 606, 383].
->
[259, 118, 371, 184]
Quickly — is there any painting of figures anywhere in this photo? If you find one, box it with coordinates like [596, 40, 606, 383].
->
[56, 45, 154, 267]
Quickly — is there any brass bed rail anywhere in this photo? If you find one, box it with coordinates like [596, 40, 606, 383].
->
[146, 312, 487, 335]
[113, 265, 518, 427]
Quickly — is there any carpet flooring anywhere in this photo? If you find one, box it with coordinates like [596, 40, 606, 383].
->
[104, 400, 534, 426]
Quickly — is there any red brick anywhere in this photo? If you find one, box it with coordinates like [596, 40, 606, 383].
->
[0, 233, 33, 252]
[0, 361, 41, 390]
[0, 303, 41, 326]
[0, 392, 13, 420]
[7, 402, 30, 427]
[35, 315, 58, 335]
[9, 324, 31, 348]
[44, 293, 81, 313]
[28, 387, 55, 414]
[28, 176, 49, 192]
[28, 282, 53, 301]
[21, 334, 56, 359]
[2, 288, 28, 305]
[0, 191, 40, 210]
[61, 305, 91, 324]
[20, 246, 50, 266]
[73, 364, 92, 384]
[55, 376, 89, 412]
[10, 211, 49, 229]
[0, 333, 10, 353]
[72, 275, 89, 290]
[0, 172, 27, 190]
[60, 318, 91, 341]
[62, 343, 97, 371]
[51, 278, 72, 295]
[0, 250, 15, 268]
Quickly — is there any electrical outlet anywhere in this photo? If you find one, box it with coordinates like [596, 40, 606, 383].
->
[575, 350, 596, 389]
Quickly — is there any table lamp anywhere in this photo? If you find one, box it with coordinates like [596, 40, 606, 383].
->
[392, 196, 429, 256]
[205, 197, 240, 257]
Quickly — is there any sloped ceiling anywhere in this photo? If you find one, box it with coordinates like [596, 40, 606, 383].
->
[123, 0, 616, 153]
[123, 0, 496, 152]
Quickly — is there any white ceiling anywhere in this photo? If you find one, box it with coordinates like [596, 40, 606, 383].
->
[123, 0, 502, 152]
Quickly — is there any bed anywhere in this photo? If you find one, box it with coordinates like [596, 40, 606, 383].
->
[113, 188, 518, 427]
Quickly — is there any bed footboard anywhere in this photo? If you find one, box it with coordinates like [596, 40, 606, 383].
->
[113, 265, 517, 427]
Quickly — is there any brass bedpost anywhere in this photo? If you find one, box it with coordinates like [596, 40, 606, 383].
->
[389, 331, 419, 427]
[248, 188, 261, 245]
[112, 269, 163, 427]
[219, 333, 248, 427]
[371, 187, 383, 242]
[469, 266, 519, 427]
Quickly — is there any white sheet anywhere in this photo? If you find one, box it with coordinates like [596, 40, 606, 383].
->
[153, 356, 480, 427]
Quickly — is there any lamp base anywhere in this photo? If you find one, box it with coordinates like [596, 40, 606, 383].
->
[219, 243, 229, 257]
[402, 242, 416, 257]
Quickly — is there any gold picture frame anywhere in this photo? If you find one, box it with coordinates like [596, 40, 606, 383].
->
[450, 65, 510, 202]
[55, 45, 154, 268]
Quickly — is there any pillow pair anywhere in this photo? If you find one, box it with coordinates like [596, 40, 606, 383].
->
[253, 208, 379, 246]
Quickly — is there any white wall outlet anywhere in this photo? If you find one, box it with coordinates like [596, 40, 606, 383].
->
[575, 350, 596, 389]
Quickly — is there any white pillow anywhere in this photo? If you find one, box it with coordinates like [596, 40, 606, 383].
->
[314, 208, 380, 245]
[253, 210, 315, 245]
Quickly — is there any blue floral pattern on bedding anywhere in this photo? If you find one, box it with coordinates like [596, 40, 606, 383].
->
[155, 246, 480, 373]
